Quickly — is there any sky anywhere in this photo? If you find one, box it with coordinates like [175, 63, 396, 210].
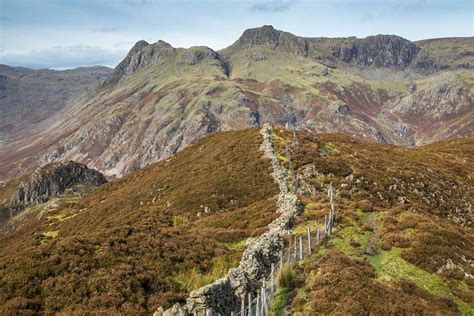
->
[0, 0, 472, 69]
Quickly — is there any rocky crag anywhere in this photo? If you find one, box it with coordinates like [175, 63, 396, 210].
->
[10, 161, 107, 207]
[156, 124, 302, 315]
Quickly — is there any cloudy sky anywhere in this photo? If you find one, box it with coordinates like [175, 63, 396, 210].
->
[0, 0, 472, 69]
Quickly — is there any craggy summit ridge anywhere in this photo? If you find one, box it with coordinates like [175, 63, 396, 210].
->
[226, 25, 421, 69]
[104, 25, 465, 88]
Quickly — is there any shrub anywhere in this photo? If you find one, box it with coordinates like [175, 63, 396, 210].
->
[172, 216, 187, 227]
[278, 264, 296, 289]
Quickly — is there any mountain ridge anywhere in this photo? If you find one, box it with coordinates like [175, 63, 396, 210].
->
[0, 26, 472, 180]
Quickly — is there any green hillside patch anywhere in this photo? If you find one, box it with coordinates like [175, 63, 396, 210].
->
[39, 230, 59, 245]
[369, 248, 449, 295]
[368, 247, 473, 314]
[174, 255, 239, 292]
[332, 225, 371, 255]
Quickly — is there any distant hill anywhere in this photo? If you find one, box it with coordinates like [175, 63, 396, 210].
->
[0, 65, 112, 145]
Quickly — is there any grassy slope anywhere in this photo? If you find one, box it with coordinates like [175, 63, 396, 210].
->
[416, 37, 474, 69]
[0, 128, 279, 314]
[270, 127, 473, 315]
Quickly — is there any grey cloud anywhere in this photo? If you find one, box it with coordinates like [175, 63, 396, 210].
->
[250, 0, 296, 12]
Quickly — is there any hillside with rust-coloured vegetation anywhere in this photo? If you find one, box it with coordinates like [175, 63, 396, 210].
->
[0, 129, 280, 313]
[0, 126, 472, 314]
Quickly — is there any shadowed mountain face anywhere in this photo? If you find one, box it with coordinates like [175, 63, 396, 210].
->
[0, 65, 113, 145]
[0, 26, 472, 179]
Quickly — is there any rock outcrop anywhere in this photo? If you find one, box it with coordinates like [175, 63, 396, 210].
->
[235, 25, 309, 55]
[331, 35, 420, 68]
[10, 161, 107, 206]
[226, 25, 421, 69]
[156, 124, 302, 315]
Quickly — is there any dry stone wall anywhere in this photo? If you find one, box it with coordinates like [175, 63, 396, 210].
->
[156, 124, 302, 315]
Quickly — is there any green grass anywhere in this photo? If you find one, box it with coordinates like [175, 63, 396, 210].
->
[319, 145, 333, 155]
[368, 247, 473, 314]
[299, 246, 328, 267]
[454, 299, 474, 316]
[272, 264, 296, 315]
[293, 220, 319, 235]
[368, 248, 450, 296]
[47, 208, 77, 222]
[172, 215, 187, 227]
[226, 237, 253, 250]
[174, 255, 239, 292]
[42, 230, 60, 238]
[332, 225, 371, 255]
[40, 230, 60, 245]
[272, 287, 289, 316]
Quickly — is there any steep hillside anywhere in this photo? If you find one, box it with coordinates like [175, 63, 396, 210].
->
[0, 127, 472, 314]
[267, 127, 473, 315]
[0, 26, 472, 180]
[0, 128, 279, 314]
[0, 65, 112, 145]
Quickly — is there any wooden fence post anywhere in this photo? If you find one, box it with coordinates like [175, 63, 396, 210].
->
[307, 227, 312, 255]
[324, 214, 327, 235]
[248, 293, 252, 316]
[293, 236, 297, 262]
[316, 223, 320, 244]
[271, 263, 275, 292]
[299, 236, 303, 260]
[263, 285, 266, 315]
[256, 291, 260, 316]
[287, 238, 292, 263]
[241, 297, 245, 316]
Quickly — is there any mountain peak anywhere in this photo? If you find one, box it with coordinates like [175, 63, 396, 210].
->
[99, 40, 175, 90]
[228, 25, 309, 56]
[132, 40, 149, 51]
[238, 25, 283, 47]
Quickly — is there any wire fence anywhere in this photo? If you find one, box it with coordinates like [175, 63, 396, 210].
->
[198, 184, 336, 316]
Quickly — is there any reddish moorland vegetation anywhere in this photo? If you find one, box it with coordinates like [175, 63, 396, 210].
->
[0, 128, 279, 314]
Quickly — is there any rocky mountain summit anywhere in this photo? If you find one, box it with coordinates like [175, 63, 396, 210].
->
[0, 26, 472, 180]
[223, 25, 460, 71]
[331, 35, 420, 68]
